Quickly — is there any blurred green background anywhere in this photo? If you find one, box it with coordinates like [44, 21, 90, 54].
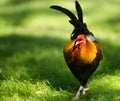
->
[0, 0, 120, 101]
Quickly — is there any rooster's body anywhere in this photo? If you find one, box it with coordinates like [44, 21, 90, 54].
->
[63, 35, 103, 86]
[50, 0, 103, 99]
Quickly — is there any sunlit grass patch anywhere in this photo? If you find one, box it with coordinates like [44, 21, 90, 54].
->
[0, 80, 72, 101]
[84, 75, 120, 101]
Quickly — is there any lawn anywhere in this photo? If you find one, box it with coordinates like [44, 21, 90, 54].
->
[0, 0, 120, 101]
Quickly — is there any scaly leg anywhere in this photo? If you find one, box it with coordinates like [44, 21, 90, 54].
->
[72, 85, 89, 100]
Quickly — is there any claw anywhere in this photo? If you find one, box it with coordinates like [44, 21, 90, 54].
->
[72, 85, 89, 100]
[82, 87, 89, 95]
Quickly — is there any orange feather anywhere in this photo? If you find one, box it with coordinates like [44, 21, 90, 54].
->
[63, 36, 103, 65]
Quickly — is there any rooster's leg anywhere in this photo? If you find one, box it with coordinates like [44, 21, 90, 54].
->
[72, 85, 89, 100]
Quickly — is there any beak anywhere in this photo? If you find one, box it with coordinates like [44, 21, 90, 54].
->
[75, 41, 80, 46]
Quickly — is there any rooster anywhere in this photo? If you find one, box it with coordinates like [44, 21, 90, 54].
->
[50, 0, 104, 99]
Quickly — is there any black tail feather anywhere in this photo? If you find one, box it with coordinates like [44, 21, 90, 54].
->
[50, 6, 78, 26]
[75, 0, 83, 23]
[50, 1, 95, 41]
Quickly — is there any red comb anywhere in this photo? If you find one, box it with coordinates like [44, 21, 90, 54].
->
[77, 35, 85, 40]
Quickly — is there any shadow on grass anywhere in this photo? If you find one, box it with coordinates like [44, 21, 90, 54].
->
[7, 0, 50, 5]
[0, 34, 64, 58]
[8, 0, 33, 5]
[0, 34, 120, 92]
[0, 34, 77, 90]
[96, 40, 120, 75]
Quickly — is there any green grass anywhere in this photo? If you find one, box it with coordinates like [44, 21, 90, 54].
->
[0, 0, 120, 101]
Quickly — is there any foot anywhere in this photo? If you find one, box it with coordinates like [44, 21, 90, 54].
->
[72, 85, 89, 100]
